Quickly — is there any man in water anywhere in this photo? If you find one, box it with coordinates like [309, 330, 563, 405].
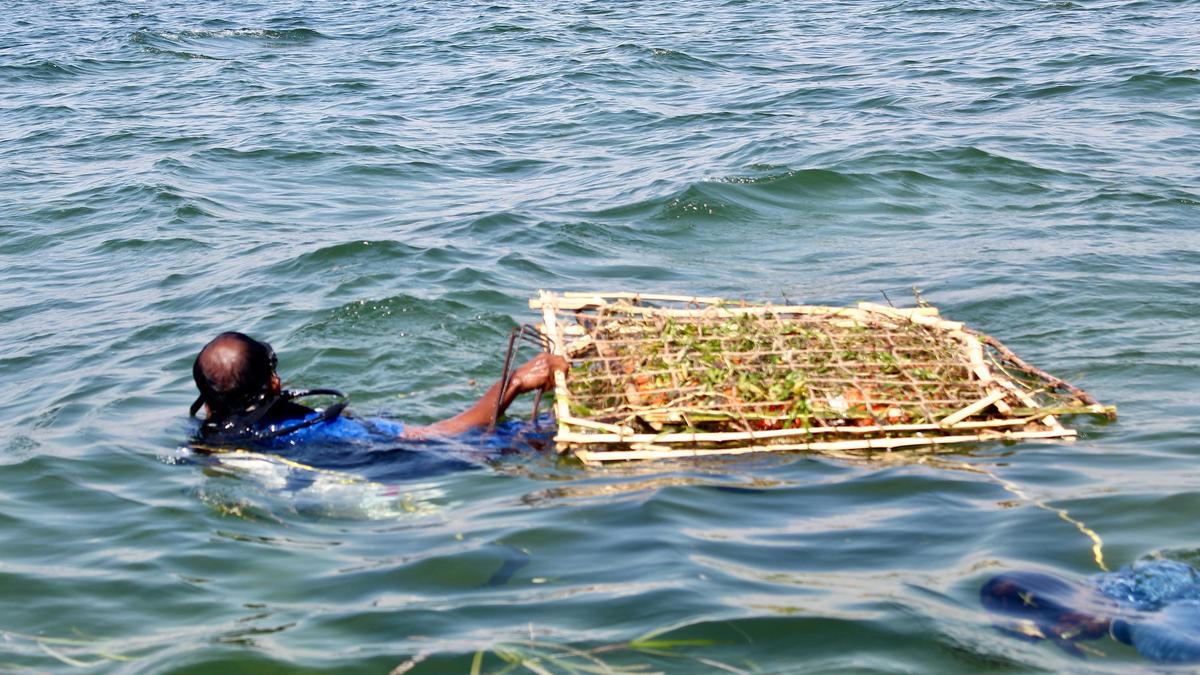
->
[190, 331, 567, 444]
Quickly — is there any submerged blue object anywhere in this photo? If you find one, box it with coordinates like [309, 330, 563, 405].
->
[1093, 560, 1200, 664]
[266, 411, 406, 445]
[982, 559, 1200, 664]
[1094, 559, 1200, 611]
[979, 571, 1112, 646]
[192, 410, 556, 485]
[1113, 601, 1200, 664]
[263, 411, 554, 449]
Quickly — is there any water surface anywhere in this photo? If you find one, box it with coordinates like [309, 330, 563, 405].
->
[2, 0, 1199, 672]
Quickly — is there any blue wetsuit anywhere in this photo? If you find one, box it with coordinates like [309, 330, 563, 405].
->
[194, 410, 554, 485]
[266, 412, 407, 446]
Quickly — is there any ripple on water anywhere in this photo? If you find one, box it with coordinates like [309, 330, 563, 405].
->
[267, 239, 425, 276]
[1118, 71, 1200, 99]
[95, 236, 212, 254]
[129, 26, 328, 60]
[0, 60, 88, 81]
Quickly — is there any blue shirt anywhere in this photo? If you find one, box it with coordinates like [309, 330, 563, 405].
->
[266, 412, 406, 446]
[196, 412, 555, 485]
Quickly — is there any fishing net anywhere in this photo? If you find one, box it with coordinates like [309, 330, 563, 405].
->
[532, 291, 1114, 464]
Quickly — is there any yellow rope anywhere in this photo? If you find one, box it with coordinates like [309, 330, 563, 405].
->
[933, 457, 1108, 571]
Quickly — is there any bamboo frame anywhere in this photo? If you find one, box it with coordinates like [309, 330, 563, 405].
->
[573, 429, 1077, 465]
[533, 290, 1111, 463]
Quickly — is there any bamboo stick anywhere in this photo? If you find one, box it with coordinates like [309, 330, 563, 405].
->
[570, 428, 1077, 462]
[994, 375, 1063, 432]
[858, 302, 964, 330]
[629, 442, 675, 453]
[964, 326, 1106, 410]
[556, 415, 635, 435]
[939, 389, 1009, 427]
[855, 301, 941, 319]
[572, 301, 958, 332]
[539, 290, 574, 451]
[959, 331, 989, 381]
[552, 413, 1056, 445]
[562, 401, 1109, 437]
[551, 300, 866, 318]
[856, 302, 916, 320]
[542, 293, 937, 317]
[958, 330, 1013, 411]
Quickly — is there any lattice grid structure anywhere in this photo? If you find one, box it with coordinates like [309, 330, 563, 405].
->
[532, 291, 1113, 464]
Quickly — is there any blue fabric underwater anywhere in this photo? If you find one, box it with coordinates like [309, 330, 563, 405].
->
[1095, 559, 1200, 611]
[1096, 560, 1200, 663]
[1113, 601, 1200, 664]
[202, 412, 556, 485]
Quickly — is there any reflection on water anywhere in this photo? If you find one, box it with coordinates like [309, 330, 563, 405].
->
[183, 447, 452, 521]
[519, 474, 796, 506]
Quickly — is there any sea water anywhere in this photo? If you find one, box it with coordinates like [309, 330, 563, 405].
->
[2, 0, 1199, 671]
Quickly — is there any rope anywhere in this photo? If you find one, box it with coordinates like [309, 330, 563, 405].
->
[932, 457, 1108, 571]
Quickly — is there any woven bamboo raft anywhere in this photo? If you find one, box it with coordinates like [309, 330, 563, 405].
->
[531, 291, 1114, 464]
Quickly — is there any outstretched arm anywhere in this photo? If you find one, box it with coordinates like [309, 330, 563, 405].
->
[401, 352, 568, 439]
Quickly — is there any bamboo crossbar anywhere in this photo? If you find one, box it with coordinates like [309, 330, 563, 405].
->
[555, 412, 1061, 444]
[939, 389, 1009, 427]
[533, 290, 1111, 463]
[573, 429, 1078, 464]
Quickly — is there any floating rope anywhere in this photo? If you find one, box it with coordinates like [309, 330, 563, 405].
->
[932, 457, 1108, 571]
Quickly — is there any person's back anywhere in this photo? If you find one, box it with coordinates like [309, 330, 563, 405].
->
[189, 331, 565, 446]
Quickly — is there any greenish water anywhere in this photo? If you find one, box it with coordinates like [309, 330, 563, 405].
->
[2, 0, 1199, 671]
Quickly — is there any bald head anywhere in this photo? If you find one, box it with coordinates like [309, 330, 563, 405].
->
[192, 332, 277, 418]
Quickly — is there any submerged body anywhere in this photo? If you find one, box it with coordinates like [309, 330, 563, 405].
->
[982, 559, 1200, 663]
[189, 413, 554, 491]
